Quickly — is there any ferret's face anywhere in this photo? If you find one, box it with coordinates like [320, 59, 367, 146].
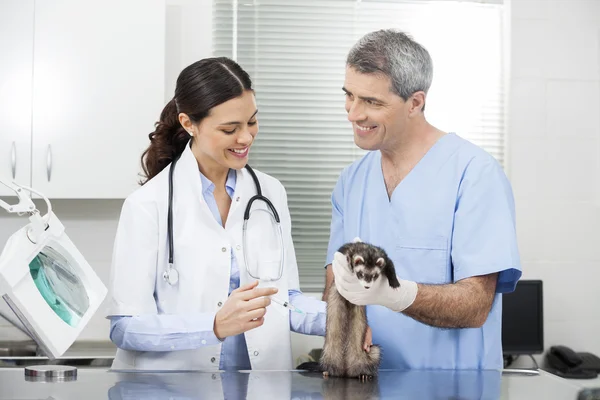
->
[350, 254, 385, 289]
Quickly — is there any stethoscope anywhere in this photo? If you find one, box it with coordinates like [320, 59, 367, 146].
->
[162, 150, 285, 286]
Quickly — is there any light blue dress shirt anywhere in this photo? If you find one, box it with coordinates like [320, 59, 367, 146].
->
[110, 168, 326, 370]
[326, 133, 522, 370]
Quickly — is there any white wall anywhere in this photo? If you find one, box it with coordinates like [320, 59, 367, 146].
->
[508, 0, 600, 361]
[1, 0, 599, 366]
[164, 0, 214, 100]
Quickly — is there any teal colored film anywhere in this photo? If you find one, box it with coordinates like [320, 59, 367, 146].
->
[29, 246, 89, 327]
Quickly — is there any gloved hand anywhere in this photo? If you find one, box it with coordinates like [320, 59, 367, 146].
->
[331, 250, 418, 313]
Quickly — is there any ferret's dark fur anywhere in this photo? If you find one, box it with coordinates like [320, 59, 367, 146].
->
[320, 241, 400, 380]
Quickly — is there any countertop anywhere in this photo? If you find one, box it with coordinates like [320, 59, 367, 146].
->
[0, 368, 595, 400]
[61, 341, 117, 359]
[0, 340, 117, 360]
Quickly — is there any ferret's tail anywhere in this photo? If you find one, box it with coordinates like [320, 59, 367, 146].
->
[368, 344, 381, 364]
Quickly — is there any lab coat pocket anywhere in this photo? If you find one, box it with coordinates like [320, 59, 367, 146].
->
[395, 236, 448, 284]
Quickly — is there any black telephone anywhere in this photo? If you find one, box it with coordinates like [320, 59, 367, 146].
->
[545, 345, 600, 379]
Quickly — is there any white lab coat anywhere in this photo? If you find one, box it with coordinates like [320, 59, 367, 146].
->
[107, 144, 300, 371]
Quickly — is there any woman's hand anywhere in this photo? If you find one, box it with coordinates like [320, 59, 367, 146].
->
[363, 326, 373, 353]
[213, 280, 278, 340]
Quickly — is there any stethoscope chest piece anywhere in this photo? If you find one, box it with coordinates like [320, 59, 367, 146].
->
[163, 263, 179, 286]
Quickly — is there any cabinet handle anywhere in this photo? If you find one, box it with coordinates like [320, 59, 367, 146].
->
[46, 145, 52, 182]
[10, 142, 16, 180]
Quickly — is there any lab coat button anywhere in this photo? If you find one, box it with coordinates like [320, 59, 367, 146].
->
[222, 247, 227, 252]
[211, 357, 216, 363]
[217, 301, 223, 307]
[236, 245, 241, 250]
[236, 197, 240, 202]
[201, 339, 206, 345]
[253, 351, 259, 356]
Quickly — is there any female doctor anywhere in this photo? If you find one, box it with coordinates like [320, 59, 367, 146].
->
[106, 57, 330, 371]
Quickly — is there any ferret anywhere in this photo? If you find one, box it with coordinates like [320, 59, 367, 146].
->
[320, 241, 400, 380]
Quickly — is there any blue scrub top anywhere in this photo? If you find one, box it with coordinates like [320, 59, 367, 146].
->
[326, 132, 522, 370]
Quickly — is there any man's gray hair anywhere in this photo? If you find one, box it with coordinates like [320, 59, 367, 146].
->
[347, 29, 433, 104]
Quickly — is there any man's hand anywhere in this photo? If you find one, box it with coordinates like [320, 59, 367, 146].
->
[322, 264, 334, 301]
[332, 251, 418, 313]
[363, 326, 373, 353]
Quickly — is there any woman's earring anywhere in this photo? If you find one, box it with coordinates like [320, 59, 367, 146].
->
[188, 131, 193, 137]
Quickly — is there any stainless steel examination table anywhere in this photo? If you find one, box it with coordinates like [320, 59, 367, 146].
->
[0, 367, 595, 399]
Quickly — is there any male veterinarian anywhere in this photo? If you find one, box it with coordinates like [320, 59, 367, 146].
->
[323, 29, 522, 370]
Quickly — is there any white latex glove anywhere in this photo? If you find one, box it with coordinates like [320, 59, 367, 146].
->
[332, 251, 418, 313]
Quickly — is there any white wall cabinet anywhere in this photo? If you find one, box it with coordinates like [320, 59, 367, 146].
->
[0, 0, 34, 197]
[1, 0, 165, 199]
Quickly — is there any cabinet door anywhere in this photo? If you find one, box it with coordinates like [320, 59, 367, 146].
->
[31, 0, 165, 198]
[0, 0, 34, 196]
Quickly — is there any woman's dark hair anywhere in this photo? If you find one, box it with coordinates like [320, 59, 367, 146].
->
[140, 57, 253, 184]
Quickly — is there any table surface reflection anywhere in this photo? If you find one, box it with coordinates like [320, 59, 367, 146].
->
[0, 368, 591, 399]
